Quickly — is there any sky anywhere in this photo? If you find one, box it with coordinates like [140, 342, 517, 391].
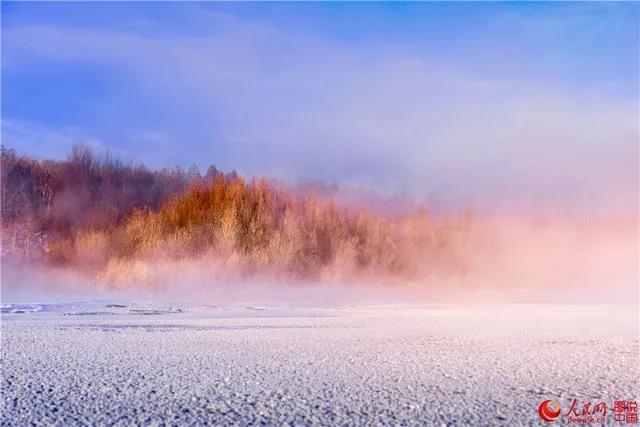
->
[2, 2, 638, 216]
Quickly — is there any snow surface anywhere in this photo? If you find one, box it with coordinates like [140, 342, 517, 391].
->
[1, 303, 638, 425]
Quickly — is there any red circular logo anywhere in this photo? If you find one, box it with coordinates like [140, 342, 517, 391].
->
[538, 400, 561, 422]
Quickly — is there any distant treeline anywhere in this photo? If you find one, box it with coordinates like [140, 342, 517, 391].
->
[1, 146, 474, 286]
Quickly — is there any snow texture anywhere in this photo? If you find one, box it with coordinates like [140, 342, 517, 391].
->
[1, 303, 638, 426]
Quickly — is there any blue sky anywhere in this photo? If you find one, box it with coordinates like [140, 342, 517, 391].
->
[2, 2, 638, 214]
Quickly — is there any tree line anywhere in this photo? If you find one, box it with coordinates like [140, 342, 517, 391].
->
[1, 145, 474, 286]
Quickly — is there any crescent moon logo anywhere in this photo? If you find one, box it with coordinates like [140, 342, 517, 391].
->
[538, 400, 561, 422]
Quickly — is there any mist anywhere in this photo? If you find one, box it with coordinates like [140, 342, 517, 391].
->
[3, 213, 635, 306]
[2, 3, 637, 306]
[3, 3, 637, 218]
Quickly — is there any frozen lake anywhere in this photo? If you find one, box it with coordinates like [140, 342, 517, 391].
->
[1, 303, 638, 425]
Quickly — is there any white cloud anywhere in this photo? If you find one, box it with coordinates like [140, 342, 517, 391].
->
[2, 14, 637, 216]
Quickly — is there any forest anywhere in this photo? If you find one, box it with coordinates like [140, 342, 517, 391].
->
[1, 146, 474, 286]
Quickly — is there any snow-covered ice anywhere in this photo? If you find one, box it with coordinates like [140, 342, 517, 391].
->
[1, 303, 638, 425]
